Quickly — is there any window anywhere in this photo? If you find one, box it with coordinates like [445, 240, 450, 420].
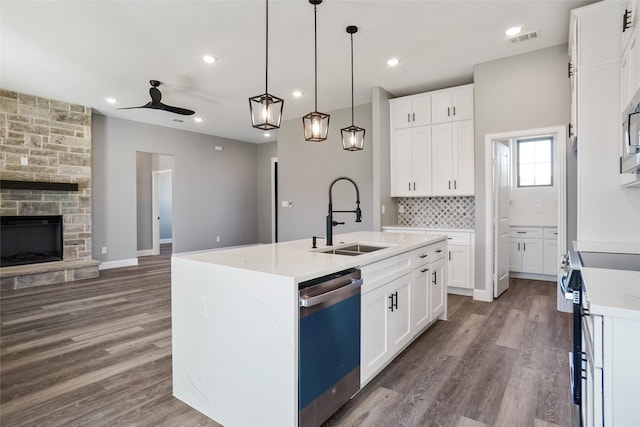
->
[516, 137, 553, 187]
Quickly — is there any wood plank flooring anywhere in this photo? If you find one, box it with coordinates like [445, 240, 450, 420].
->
[1, 247, 572, 426]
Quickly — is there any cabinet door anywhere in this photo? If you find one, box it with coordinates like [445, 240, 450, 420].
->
[429, 258, 446, 320]
[431, 92, 452, 124]
[543, 239, 558, 275]
[448, 245, 471, 289]
[411, 126, 432, 196]
[451, 86, 474, 121]
[451, 120, 475, 195]
[411, 266, 430, 334]
[412, 94, 432, 127]
[361, 284, 391, 384]
[388, 275, 412, 353]
[431, 123, 453, 195]
[390, 128, 413, 197]
[509, 238, 522, 272]
[390, 98, 413, 129]
[521, 238, 544, 274]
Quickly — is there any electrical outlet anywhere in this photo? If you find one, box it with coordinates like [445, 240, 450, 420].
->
[20, 157, 28, 165]
[101, 247, 107, 254]
[381, 204, 386, 215]
[281, 201, 288, 208]
[398, 204, 405, 213]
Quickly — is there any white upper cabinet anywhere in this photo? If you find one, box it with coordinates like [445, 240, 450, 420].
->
[390, 126, 432, 197]
[432, 120, 475, 196]
[390, 93, 431, 129]
[431, 85, 474, 124]
[621, 0, 638, 55]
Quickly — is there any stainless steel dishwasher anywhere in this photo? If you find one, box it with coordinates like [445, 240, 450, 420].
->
[298, 268, 362, 427]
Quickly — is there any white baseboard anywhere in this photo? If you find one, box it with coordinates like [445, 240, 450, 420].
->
[473, 288, 493, 302]
[99, 258, 139, 270]
[447, 287, 474, 297]
[137, 249, 154, 257]
[159, 239, 173, 244]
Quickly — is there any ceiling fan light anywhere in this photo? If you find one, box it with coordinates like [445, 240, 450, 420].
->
[303, 111, 330, 142]
[341, 125, 365, 151]
[250, 93, 284, 130]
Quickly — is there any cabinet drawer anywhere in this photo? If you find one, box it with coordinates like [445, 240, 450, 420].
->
[431, 242, 447, 261]
[412, 246, 431, 268]
[443, 231, 471, 245]
[509, 227, 543, 238]
[360, 253, 412, 294]
[543, 227, 559, 239]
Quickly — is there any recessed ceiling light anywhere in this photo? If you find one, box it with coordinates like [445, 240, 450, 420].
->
[194, 117, 203, 123]
[387, 58, 399, 67]
[203, 55, 217, 64]
[505, 26, 522, 36]
[106, 97, 117, 104]
[292, 90, 303, 98]
[264, 132, 271, 137]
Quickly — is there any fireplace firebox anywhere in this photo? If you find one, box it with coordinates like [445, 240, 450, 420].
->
[1, 216, 63, 267]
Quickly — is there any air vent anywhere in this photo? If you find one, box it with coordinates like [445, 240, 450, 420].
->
[509, 30, 539, 43]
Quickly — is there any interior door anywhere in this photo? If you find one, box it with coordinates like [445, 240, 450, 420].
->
[494, 141, 510, 298]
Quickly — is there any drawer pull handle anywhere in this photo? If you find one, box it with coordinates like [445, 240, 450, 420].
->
[432, 271, 437, 285]
[517, 231, 526, 234]
[419, 254, 428, 259]
[436, 249, 443, 253]
[421, 268, 429, 273]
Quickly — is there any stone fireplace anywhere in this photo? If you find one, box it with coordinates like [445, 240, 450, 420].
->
[0, 89, 99, 290]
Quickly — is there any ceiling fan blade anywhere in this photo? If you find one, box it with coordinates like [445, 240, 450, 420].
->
[117, 102, 152, 110]
[159, 103, 195, 116]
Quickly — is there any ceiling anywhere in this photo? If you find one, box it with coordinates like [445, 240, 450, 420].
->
[1, 0, 594, 144]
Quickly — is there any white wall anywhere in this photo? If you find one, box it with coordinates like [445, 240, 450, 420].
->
[276, 103, 373, 242]
[474, 45, 571, 290]
[92, 114, 259, 263]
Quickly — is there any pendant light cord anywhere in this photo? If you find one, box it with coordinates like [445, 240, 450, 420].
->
[265, 0, 269, 94]
[350, 32, 354, 126]
[314, 3, 318, 112]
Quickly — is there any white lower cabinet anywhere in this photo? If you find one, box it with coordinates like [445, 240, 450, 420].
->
[509, 226, 557, 276]
[447, 245, 471, 289]
[360, 240, 447, 386]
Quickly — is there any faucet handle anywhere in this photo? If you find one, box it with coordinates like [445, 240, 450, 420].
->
[312, 236, 325, 248]
[331, 220, 345, 227]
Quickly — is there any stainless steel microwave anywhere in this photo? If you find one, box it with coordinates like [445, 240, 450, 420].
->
[622, 105, 640, 173]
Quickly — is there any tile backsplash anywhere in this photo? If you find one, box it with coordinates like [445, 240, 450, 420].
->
[398, 196, 475, 229]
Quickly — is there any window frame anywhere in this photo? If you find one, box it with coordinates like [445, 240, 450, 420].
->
[516, 136, 554, 188]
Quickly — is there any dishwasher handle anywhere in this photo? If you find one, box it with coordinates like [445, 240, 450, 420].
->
[299, 278, 363, 308]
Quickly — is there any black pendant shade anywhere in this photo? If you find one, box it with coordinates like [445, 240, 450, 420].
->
[249, 0, 284, 130]
[303, 0, 330, 142]
[341, 25, 364, 151]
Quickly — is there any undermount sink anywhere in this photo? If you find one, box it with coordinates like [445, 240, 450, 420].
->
[313, 243, 392, 256]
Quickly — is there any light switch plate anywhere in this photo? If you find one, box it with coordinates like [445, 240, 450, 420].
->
[20, 157, 28, 165]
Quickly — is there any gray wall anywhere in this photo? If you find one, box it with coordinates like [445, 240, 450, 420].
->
[277, 103, 374, 242]
[257, 141, 278, 243]
[136, 152, 153, 250]
[473, 44, 571, 290]
[372, 87, 398, 229]
[92, 114, 259, 262]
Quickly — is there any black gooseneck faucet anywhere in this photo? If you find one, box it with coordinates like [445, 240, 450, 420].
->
[326, 176, 362, 246]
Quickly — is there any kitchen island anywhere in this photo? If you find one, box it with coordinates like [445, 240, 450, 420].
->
[171, 231, 447, 427]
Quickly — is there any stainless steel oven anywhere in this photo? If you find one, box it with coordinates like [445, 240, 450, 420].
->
[298, 268, 363, 427]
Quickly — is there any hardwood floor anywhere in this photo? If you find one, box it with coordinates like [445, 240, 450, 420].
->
[1, 248, 572, 426]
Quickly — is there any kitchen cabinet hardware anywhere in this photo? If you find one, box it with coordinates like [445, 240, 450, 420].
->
[523, 242, 526, 251]
[412, 113, 415, 122]
[447, 107, 451, 116]
[435, 249, 443, 254]
[448, 180, 451, 190]
[388, 294, 394, 312]
[449, 251, 451, 261]
[419, 254, 428, 259]
[517, 231, 526, 234]
[518, 242, 521, 250]
[420, 268, 429, 273]
[453, 106, 456, 116]
[432, 270, 437, 285]
[623, 8, 632, 32]
[413, 182, 416, 191]
[454, 180, 457, 189]
[407, 113, 410, 123]
[568, 62, 574, 78]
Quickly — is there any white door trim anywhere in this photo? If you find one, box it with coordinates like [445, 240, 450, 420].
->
[481, 125, 567, 302]
[152, 169, 172, 256]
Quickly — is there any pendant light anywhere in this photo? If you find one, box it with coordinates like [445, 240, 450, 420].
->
[341, 25, 365, 151]
[302, 0, 330, 142]
[249, 0, 284, 130]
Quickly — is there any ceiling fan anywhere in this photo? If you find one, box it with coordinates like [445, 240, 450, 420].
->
[119, 80, 195, 115]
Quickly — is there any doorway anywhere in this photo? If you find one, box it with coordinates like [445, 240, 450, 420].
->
[271, 157, 278, 243]
[136, 152, 174, 257]
[483, 126, 567, 302]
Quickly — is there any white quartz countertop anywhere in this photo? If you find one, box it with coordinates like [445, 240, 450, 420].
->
[581, 267, 640, 320]
[573, 240, 640, 254]
[382, 225, 475, 233]
[173, 231, 447, 282]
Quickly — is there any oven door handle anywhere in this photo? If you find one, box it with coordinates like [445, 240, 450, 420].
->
[299, 278, 363, 308]
[559, 270, 575, 300]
